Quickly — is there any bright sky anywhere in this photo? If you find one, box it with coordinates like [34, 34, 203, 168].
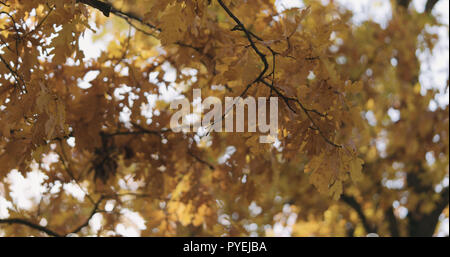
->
[0, 0, 449, 237]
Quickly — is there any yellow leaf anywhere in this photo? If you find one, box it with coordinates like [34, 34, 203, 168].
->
[349, 157, 364, 182]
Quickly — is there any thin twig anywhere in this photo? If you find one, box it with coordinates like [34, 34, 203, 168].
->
[67, 196, 105, 235]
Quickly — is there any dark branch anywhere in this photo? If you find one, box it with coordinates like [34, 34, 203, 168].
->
[434, 186, 450, 216]
[260, 79, 341, 148]
[77, 0, 112, 17]
[407, 186, 449, 236]
[341, 194, 376, 234]
[386, 206, 400, 237]
[188, 151, 215, 170]
[0, 54, 26, 93]
[216, 0, 269, 84]
[215, 0, 341, 148]
[104, 123, 171, 138]
[67, 196, 105, 235]
[77, 0, 159, 31]
[425, 0, 440, 13]
[0, 218, 62, 237]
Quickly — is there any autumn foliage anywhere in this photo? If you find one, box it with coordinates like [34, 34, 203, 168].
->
[0, 0, 448, 237]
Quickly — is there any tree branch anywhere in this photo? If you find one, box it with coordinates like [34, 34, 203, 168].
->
[0, 218, 62, 237]
[425, 0, 440, 13]
[407, 186, 449, 236]
[434, 186, 450, 216]
[215, 0, 341, 148]
[385, 206, 400, 237]
[341, 194, 376, 234]
[104, 123, 171, 138]
[67, 196, 105, 235]
[0, 55, 25, 92]
[259, 79, 342, 148]
[77, 0, 112, 17]
[188, 150, 215, 170]
[77, 0, 159, 31]
[216, 0, 269, 84]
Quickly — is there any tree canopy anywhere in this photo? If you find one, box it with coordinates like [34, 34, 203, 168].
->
[0, 0, 448, 237]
